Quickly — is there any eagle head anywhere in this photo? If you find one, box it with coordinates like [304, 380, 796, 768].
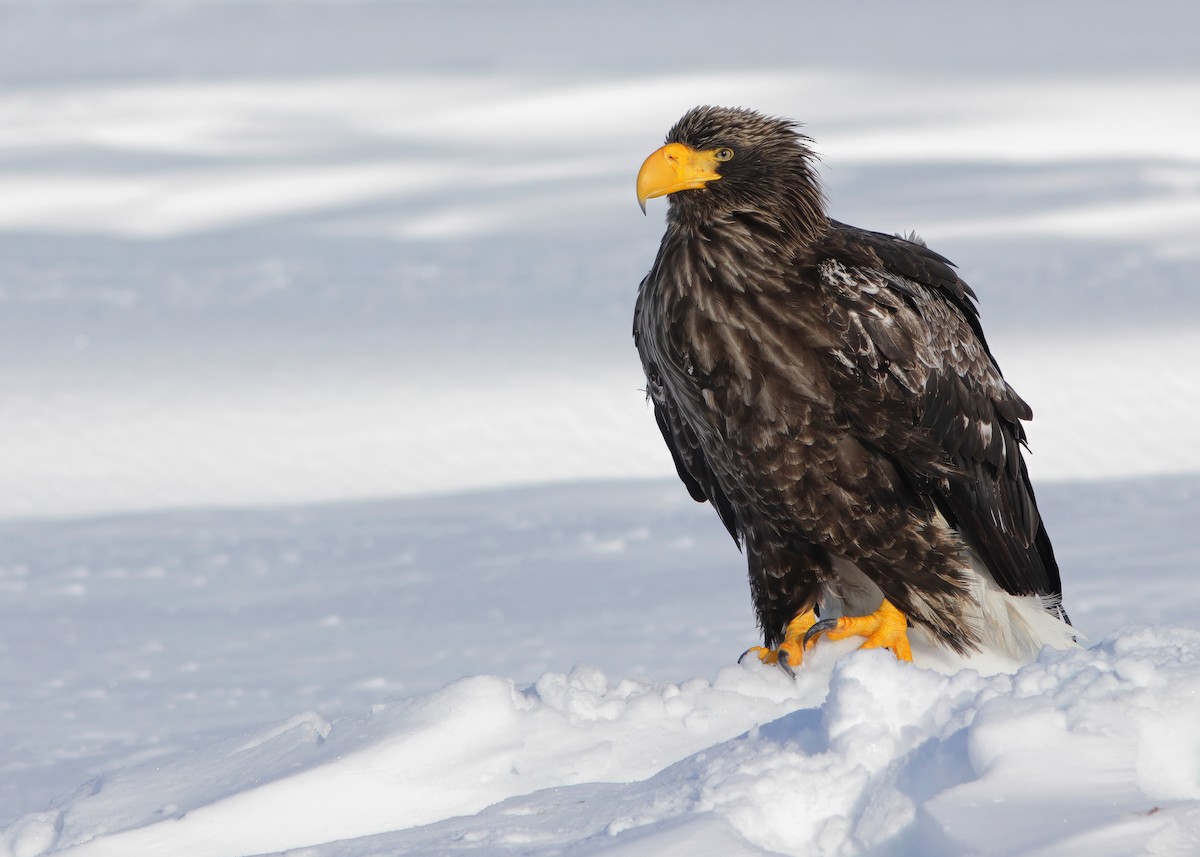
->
[636, 106, 825, 233]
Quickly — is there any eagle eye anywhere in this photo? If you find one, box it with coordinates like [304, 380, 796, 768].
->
[714, 148, 735, 162]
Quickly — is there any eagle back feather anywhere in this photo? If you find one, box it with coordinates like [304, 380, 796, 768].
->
[812, 224, 1064, 607]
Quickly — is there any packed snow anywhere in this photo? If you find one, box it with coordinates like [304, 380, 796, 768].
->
[2, 1, 1200, 855]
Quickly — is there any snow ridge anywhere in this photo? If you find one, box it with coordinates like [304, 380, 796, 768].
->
[6, 628, 1200, 856]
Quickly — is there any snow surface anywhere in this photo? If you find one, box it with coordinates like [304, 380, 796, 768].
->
[4, 476, 1200, 856]
[13, 629, 1200, 857]
[1, 1, 1199, 519]
[3, 1, 1200, 854]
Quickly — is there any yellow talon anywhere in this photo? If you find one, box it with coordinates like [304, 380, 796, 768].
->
[806, 598, 913, 662]
[741, 608, 818, 673]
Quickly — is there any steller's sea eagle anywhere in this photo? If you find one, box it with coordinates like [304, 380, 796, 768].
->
[633, 106, 1075, 671]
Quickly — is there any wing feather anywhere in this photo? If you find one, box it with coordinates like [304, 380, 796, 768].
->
[635, 275, 742, 547]
[818, 225, 1065, 608]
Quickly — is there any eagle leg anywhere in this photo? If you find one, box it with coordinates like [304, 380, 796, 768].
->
[739, 608, 818, 676]
[803, 598, 913, 662]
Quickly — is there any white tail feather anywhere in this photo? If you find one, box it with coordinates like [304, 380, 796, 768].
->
[823, 552, 1079, 663]
[963, 551, 1079, 659]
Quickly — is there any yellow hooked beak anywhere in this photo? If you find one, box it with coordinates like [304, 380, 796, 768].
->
[636, 142, 724, 213]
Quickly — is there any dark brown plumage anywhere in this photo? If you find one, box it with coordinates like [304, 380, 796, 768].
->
[634, 106, 1071, 661]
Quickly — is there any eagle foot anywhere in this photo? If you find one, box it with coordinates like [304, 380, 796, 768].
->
[739, 608, 818, 676]
[803, 598, 913, 662]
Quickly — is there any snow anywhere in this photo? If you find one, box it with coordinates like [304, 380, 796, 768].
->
[2, 0, 1200, 854]
[2, 5, 1200, 519]
[8, 627, 1200, 856]
[4, 477, 1200, 856]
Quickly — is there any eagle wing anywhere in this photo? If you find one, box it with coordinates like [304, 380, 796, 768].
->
[816, 223, 1064, 609]
[653, 393, 741, 545]
[635, 277, 741, 545]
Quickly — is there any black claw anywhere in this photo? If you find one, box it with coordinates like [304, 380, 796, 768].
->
[804, 618, 839, 648]
[737, 648, 756, 665]
[776, 648, 796, 677]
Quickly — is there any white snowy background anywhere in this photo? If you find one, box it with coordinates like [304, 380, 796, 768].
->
[2, 1, 1200, 855]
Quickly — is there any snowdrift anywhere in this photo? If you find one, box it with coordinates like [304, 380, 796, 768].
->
[6, 627, 1200, 857]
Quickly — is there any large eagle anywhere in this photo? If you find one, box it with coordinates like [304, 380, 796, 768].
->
[633, 106, 1074, 671]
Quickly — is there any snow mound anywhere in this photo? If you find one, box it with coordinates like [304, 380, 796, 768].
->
[7, 627, 1200, 857]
